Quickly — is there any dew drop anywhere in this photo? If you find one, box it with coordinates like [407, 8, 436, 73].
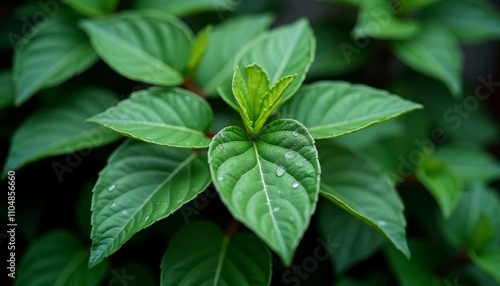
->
[220, 132, 225, 138]
[218, 175, 224, 182]
[275, 166, 285, 177]
[284, 151, 296, 159]
[292, 182, 300, 188]
[176, 198, 183, 204]
[377, 220, 387, 227]
[273, 207, 280, 213]
[110, 202, 117, 209]
[292, 131, 299, 137]
[145, 216, 150, 221]
[155, 211, 160, 216]
[122, 210, 128, 215]
[216, 145, 224, 153]
[108, 184, 116, 191]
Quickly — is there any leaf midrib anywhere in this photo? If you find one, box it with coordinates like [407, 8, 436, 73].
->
[213, 236, 230, 285]
[91, 119, 206, 136]
[54, 249, 87, 286]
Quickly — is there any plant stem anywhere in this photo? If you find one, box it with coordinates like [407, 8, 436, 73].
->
[224, 219, 241, 237]
[182, 79, 207, 98]
[435, 248, 470, 277]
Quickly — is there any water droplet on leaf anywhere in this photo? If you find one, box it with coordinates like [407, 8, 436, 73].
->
[273, 207, 280, 213]
[292, 131, 299, 137]
[110, 202, 117, 208]
[216, 145, 224, 152]
[377, 220, 387, 227]
[108, 184, 116, 191]
[218, 175, 224, 181]
[285, 151, 296, 159]
[145, 216, 150, 221]
[276, 166, 285, 177]
[122, 210, 128, 215]
[292, 182, 300, 188]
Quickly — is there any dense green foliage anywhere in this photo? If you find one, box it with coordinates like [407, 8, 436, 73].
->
[1, 0, 500, 285]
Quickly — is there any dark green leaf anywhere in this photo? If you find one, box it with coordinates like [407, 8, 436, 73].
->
[81, 11, 193, 86]
[2, 87, 120, 176]
[195, 14, 274, 96]
[67, 0, 120, 16]
[219, 18, 316, 109]
[88, 87, 213, 148]
[14, 17, 98, 105]
[318, 201, 384, 273]
[186, 25, 211, 78]
[278, 81, 422, 139]
[89, 140, 211, 267]
[470, 248, 500, 284]
[208, 119, 320, 265]
[416, 157, 463, 217]
[391, 24, 463, 96]
[0, 70, 15, 110]
[318, 142, 410, 258]
[135, 0, 239, 17]
[160, 221, 271, 285]
[419, 0, 500, 43]
[15, 231, 109, 286]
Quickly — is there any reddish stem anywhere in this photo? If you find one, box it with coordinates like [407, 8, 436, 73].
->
[224, 219, 241, 237]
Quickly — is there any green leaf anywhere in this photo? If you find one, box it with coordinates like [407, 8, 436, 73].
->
[80, 11, 193, 86]
[419, 0, 500, 43]
[2, 87, 120, 176]
[186, 25, 211, 79]
[232, 64, 296, 136]
[15, 231, 109, 286]
[391, 24, 463, 96]
[353, 0, 420, 39]
[13, 17, 98, 105]
[160, 221, 271, 285]
[89, 140, 211, 267]
[400, 0, 442, 11]
[208, 119, 320, 265]
[135, 0, 239, 17]
[432, 144, 500, 184]
[67, 0, 119, 16]
[219, 18, 316, 109]
[318, 142, 410, 258]
[438, 184, 500, 249]
[416, 157, 463, 217]
[384, 241, 442, 286]
[470, 248, 500, 284]
[0, 70, 15, 110]
[88, 87, 213, 148]
[195, 14, 274, 96]
[318, 201, 384, 273]
[278, 81, 422, 140]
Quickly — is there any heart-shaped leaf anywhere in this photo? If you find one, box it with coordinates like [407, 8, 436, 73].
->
[67, 0, 120, 16]
[80, 11, 193, 86]
[2, 87, 120, 177]
[278, 81, 422, 140]
[160, 221, 271, 285]
[195, 14, 273, 96]
[219, 18, 315, 109]
[88, 87, 213, 148]
[16, 231, 109, 286]
[318, 142, 410, 258]
[208, 119, 320, 265]
[89, 140, 211, 267]
[14, 17, 98, 105]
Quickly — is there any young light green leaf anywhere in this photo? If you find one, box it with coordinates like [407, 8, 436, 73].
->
[186, 25, 211, 79]
[232, 64, 295, 136]
[219, 18, 315, 109]
[0, 70, 15, 110]
[432, 144, 500, 184]
[470, 248, 500, 284]
[353, 0, 420, 39]
[88, 87, 213, 148]
[419, 0, 500, 43]
[416, 158, 463, 218]
[2, 88, 120, 177]
[208, 119, 320, 265]
[14, 17, 98, 105]
[278, 81, 422, 140]
[80, 11, 193, 86]
[318, 142, 410, 258]
[384, 241, 442, 286]
[438, 184, 500, 250]
[160, 221, 271, 285]
[89, 140, 211, 267]
[196, 14, 274, 96]
[67, 0, 119, 16]
[135, 0, 238, 17]
[391, 24, 463, 97]
[15, 231, 109, 286]
[318, 201, 384, 273]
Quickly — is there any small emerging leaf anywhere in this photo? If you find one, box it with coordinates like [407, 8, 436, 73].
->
[186, 25, 211, 79]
